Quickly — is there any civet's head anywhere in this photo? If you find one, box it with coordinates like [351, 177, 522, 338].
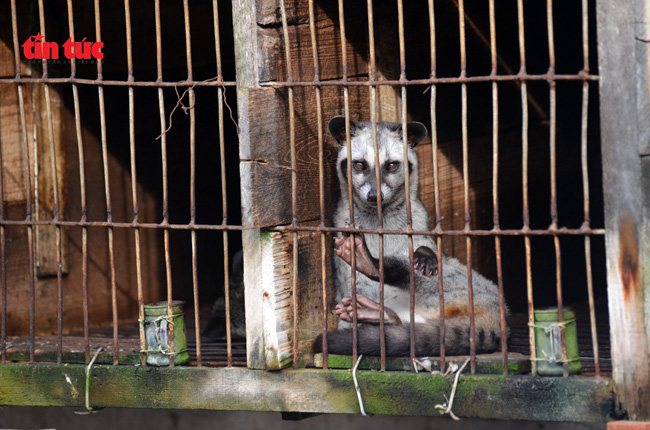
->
[328, 116, 427, 211]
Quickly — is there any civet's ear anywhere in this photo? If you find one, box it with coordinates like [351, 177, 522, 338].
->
[401, 121, 428, 148]
[328, 116, 357, 145]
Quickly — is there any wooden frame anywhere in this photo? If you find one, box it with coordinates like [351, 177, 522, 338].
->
[597, 0, 650, 421]
[0, 0, 647, 423]
[0, 363, 614, 421]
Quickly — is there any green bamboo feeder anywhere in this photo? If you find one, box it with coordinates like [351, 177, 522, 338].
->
[142, 300, 190, 366]
[533, 308, 581, 376]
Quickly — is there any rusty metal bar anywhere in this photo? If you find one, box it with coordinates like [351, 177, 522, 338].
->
[395, 0, 417, 365]
[456, 0, 476, 373]
[546, 0, 568, 378]
[154, 0, 173, 367]
[124, 0, 139, 367]
[182, 0, 196, 368]
[10, 0, 37, 362]
[218, 91, 232, 367]
[0, 77, 237, 87]
[365, 0, 386, 370]
[67, 0, 90, 363]
[278, 0, 300, 369]
[580, 0, 600, 378]
[36, 0, 64, 365]
[554, 236, 569, 377]
[487, 0, 508, 375]
[5, 0, 27, 365]
[93, 0, 120, 364]
[0, 219, 605, 237]
[548, 4, 558, 229]
[516, 0, 537, 376]
[253, 74, 596, 88]
[212, 0, 232, 366]
[336, 0, 358, 364]
[307, 0, 329, 368]
[0, 73, 596, 88]
[427, 0, 446, 372]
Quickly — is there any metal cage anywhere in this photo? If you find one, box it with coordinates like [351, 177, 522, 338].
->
[0, 0, 648, 422]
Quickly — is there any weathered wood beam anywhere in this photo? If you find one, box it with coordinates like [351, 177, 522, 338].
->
[244, 226, 336, 370]
[596, 0, 650, 421]
[0, 364, 614, 421]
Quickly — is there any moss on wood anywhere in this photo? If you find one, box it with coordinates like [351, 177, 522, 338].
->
[313, 353, 531, 374]
[0, 363, 614, 421]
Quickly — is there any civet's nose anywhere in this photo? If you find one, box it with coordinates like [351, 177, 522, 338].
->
[367, 191, 384, 203]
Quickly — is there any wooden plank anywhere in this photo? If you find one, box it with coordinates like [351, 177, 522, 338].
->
[239, 86, 369, 228]
[597, 0, 650, 421]
[0, 3, 33, 78]
[0, 363, 615, 421]
[257, 1, 370, 83]
[256, 0, 310, 26]
[374, 3, 401, 123]
[5, 336, 141, 365]
[635, 1, 650, 156]
[313, 352, 531, 375]
[32, 81, 69, 277]
[0, 84, 31, 204]
[244, 225, 336, 369]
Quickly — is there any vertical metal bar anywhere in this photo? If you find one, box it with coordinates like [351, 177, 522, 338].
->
[427, 0, 446, 371]
[456, 0, 476, 373]
[395, 0, 416, 366]
[67, 0, 90, 363]
[307, 0, 328, 369]
[337, 0, 358, 364]
[212, 0, 231, 366]
[124, 0, 141, 366]
[546, 0, 568, 378]
[37, 0, 64, 365]
[580, 0, 600, 378]
[94, 0, 120, 365]
[516, 0, 536, 376]
[488, 0, 508, 375]
[153, 0, 175, 366]
[183, 0, 196, 369]
[6, 0, 28, 365]
[218, 90, 232, 367]
[278, 0, 299, 369]
[366, 0, 386, 370]
[547, 0, 558, 229]
[554, 236, 569, 377]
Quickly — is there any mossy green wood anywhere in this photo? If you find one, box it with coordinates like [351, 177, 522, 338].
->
[0, 364, 614, 421]
[314, 353, 531, 374]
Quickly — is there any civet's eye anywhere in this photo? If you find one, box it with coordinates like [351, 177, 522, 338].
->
[386, 161, 400, 171]
[353, 161, 366, 171]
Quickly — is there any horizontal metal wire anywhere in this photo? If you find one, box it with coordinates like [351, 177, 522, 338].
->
[0, 72, 595, 88]
[257, 72, 597, 87]
[0, 219, 604, 236]
[0, 77, 236, 87]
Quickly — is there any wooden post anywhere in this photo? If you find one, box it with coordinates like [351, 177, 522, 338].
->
[597, 0, 650, 420]
[233, 0, 368, 369]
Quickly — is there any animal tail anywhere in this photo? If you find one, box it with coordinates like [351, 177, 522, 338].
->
[313, 317, 504, 357]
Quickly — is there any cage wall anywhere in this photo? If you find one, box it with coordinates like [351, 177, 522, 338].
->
[236, 0, 608, 377]
[0, 0, 243, 366]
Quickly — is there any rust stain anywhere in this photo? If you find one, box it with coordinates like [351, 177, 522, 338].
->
[444, 305, 484, 319]
[444, 306, 464, 319]
[618, 214, 639, 304]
